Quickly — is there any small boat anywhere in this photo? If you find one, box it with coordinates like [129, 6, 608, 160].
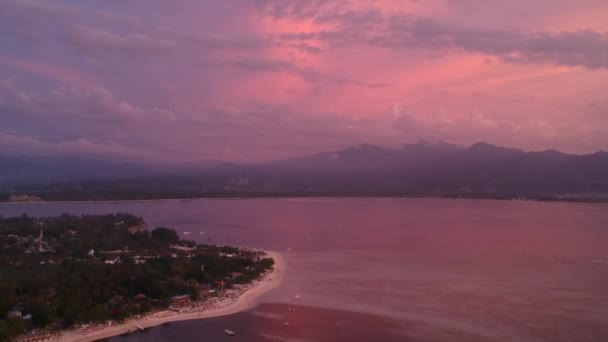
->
[183, 231, 191, 235]
[294, 294, 300, 299]
[200, 231, 205, 235]
[136, 324, 145, 332]
[224, 329, 236, 336]
[284, 322, 290, 327]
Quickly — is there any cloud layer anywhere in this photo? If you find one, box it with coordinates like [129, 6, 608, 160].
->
[1, 0, 607, 162]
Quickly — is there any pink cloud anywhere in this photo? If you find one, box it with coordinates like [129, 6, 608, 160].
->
[1, 0, 608, 161]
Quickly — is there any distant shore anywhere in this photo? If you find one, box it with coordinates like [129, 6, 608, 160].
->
[2, 195, 608, 205]
[56, 250, 285, 342]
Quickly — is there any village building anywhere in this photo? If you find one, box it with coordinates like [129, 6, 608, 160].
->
[104, 256, 120, 265]
[8, 310, 22, 318]
[197, 284, 213, 297]
[169, 244, 196, 252]
[170, 295, 191, 307]
[230, 272, 243, 279]
[133, 256, 146, 264]
[134, 293, 147, 301]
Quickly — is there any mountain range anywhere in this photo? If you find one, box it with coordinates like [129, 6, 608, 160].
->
[2, 142, 608, 199]
[0, 154, 148, 183]
[201, 141, 608, 196]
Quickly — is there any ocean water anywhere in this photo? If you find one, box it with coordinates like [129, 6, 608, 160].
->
[2, 198, 608, 341]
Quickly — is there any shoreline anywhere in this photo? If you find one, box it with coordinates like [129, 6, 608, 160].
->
[56, 250, 285, 342]
[2, 196, 608, 206]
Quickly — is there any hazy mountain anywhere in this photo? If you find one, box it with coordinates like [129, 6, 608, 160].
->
[3, 142, 608, 200]
[190, 141, 608, 196]
[0, 154, 150, 183]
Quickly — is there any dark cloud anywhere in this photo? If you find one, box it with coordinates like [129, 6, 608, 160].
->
[385, 19, 608, 69]
[314, 8, 384, 26]
[0, 80, 154, 143]
[0, 80, 33, 109]
[203, 57, 388, 88]
[287, 42, 322, 54]
[256, 1, 608, 69]
[188, 102, 385, 159]
[0, 0, 139, 45]
[252, 0, 347, 20]
[0, 130, 162, 161]
[377, 17, 608, 69]
[587, 100, 608, 118]
[205, 57, 293, 73]
[277, 32, 319, 41]
[64, 25, 176, 54]
[158, 29, 272, 51]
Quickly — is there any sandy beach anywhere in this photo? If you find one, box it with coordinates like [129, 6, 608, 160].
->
[56, 250, 285, 342]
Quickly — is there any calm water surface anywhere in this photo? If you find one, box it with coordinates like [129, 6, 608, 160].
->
[2, 198, 608, 341]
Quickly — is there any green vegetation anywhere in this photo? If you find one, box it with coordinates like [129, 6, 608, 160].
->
[0, 213, 274, 341]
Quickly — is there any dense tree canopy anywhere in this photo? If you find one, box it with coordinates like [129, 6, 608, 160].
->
[151, 227, 180, 245]
[0, 213, 274, 341]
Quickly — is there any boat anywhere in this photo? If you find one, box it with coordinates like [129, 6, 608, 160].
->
[284, 322, 290, 327]
[224, 329, 236, 336]
[294, 294, 300, 299]
[183, 231, 191, 235]
[136, 324, 145, 332]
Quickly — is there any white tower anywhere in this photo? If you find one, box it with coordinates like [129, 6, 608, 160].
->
[38, 223, 44, 252]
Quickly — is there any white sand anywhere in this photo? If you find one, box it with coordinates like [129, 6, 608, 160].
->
[56, 251, 285, 342]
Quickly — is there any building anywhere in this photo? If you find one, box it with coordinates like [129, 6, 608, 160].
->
[197, 284, 215, 297]
[133, 256, 146, 264]
[215, 280, 226, 290]
[8, 195, 42, 202]
[169, 244, 196, 252]
[134, 293, 147, 301]
[171, 295, 191, 306]
[128, 224, 148, 235]
[104, 257, 120, 265]
[8, 310, 22, 318]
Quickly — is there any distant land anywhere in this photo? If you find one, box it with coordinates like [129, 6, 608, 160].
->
[2, 142, 608, 203]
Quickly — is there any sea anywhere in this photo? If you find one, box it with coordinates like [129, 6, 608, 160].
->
[2, 198, 608, 341]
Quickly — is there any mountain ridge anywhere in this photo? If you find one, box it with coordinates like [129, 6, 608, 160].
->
[2, 142, 608, 201]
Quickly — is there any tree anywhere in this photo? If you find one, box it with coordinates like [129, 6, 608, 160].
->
[0, 320, 9, 342]
[61, 308, 76, 328]
[6, 317, 25, 338]
[188, 286, 199, 301]
[25, 302, 52, 327]
[0, 213, 274, 336]
[0, 300, 9, 320]
[150, 227, 179, 245]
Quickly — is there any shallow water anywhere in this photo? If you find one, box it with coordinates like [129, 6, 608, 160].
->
[3, 198, 608, 341]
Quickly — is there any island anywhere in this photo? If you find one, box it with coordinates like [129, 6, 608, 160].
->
[0, 213, 283, 342]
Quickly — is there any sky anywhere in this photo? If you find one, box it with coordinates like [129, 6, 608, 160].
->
[1, 0, 607, 163]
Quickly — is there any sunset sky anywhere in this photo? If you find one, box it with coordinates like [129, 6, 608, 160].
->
[1, 0, 607, 163]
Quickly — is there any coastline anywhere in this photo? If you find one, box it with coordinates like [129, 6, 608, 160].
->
[2, 196, 608, 206]
[56, 250, 285, 342]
